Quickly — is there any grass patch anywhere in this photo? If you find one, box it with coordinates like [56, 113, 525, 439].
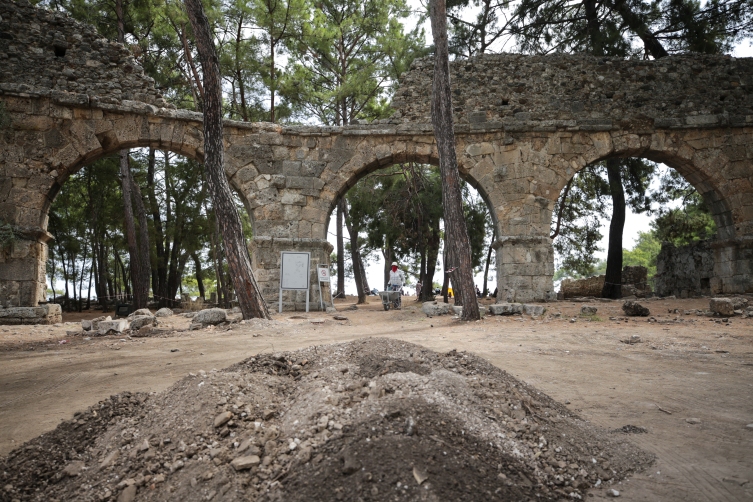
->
[579, 314, 603, 322]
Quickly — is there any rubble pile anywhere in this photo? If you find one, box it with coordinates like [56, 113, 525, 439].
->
[1, 338, 653, 501]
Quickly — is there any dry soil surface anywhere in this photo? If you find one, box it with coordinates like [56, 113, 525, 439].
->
[0, 296, 752, 501]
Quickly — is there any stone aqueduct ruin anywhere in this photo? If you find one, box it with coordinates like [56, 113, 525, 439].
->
[1, 0, 752, 312]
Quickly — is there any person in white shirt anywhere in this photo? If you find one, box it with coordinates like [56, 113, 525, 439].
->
[388, 261, 405, 292]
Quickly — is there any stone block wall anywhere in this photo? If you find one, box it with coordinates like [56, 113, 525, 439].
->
[392, 53, 753, 130]
[0, 0, 170, 108]
[560, 266, 651, 299]
[249, 237, 334, 311]
[494, 236, 555, 303]
[0, 303, 61, 324]
[710, 237, 753, 294]
[0, 228, 51, 307]
[655, 240, 715, 297]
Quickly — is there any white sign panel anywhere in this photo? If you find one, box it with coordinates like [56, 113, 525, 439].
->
[318, 265, 330, 282]
[280, 252, 310, 290]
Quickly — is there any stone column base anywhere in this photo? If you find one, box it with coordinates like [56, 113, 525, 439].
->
[0, 227, 53, 307]
[710, 237, 753, 294]
[249, 237, 335, 311]
[493, 236, 555, 303]
[0, 304, 62, 325]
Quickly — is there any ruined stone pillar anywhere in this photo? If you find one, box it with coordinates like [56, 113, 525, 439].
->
[493, 236, 555, 303]
[0, 226, 53, 307]
[249, 236, 334, 311]
[710, 237, 753, 294]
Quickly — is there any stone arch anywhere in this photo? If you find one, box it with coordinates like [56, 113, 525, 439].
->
[561, 131, 740, 241]
[318, 141, 503, 242]
[545, 129, 753, 294]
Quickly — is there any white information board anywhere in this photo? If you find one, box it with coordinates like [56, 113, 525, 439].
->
[280, 252, 310, 290]
[279, 251, 311, 313]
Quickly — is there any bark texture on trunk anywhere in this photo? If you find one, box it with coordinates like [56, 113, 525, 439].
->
[429, 0, 480, 320]
[601, 158, 625, 299]
[131, 176, 151, 307]
[336, 198, 345, 297]
[120, 152, 146, 308]
[183, 0, 270, 319]
[342, 201, 367, 303]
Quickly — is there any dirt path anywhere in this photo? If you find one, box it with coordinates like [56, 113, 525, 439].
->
[1, 296, 751, 501]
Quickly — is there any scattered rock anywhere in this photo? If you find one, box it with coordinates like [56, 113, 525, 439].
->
[230, 455, 260, 471]
[82, 316, 110, 331]
[685, 418, 701, 424]
[98, 319, 129, 335]
[62, 460, 85, 477]
[128, 308, 152, 318]
[421, 302, 451, 316]
[214, 411, 232, 428]
[451, 305, 487, 316]
[117, 485, 137, 502]
[488, 303, 523, 315]
[709, 298, 735, 316]
[154, 308, 173, 317]
[622, 301, 650, 317]
[326, 307, 337, 314]
[333, 315, 348, 321]
[129, 315, 156, 330]
[606, 488, 620, 497]
[580, 305, 598, 315]
[193, 308, 227, 325]
[522, 304, 544, 317]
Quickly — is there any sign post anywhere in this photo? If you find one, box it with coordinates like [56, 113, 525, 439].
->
[317, 264, 333, 311]
[279, 251, 311, 313]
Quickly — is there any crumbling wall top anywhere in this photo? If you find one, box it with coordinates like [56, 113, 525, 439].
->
[392, 53, 753, 131]
[0, 0, 170, 108]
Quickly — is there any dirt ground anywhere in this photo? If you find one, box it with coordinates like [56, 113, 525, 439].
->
[0, 295, 752, 501]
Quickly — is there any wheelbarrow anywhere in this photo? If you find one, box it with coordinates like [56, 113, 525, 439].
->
[378, 290, 402, 311]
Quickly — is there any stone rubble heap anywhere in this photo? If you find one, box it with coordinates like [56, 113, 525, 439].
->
[0, 338, 653, 502]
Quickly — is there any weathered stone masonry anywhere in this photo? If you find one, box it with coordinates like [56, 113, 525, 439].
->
[1, 0, 751, 312]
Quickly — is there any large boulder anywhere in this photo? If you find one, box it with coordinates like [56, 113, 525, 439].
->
[421, 302, 452, 316]
[581, 305, 598, 316]
[129, 315, 156, 330]
[193, 308, 227, 325]
[154, 308, 173, 317]
[622, 301, 650, 317]
[709, 298, 734, 316]
[731, 298, 749, 311]
[451, 305, 487, 316]
[98, 319, 129, 335]
[522, 304, 545, 317]
[488, 303, 523, 315]
[128, 308, 152, 318]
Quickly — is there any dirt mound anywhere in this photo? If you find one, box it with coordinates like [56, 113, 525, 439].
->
[1, 338, 653, 501]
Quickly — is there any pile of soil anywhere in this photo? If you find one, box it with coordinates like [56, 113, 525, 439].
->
[1, 338, 653, 501]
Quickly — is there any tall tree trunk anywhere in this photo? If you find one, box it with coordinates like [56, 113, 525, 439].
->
[193, 252, 205, 299]
[342, 201, 366, 303]
[131, 177, 152, 307]
[120, 153, 144, 307]
[78, 243, 88, 312]
[441, 245, 449, 303]
[482, 230, 495, 297]
[424, 225, 440, 301]
[429, 0, 480, 320]
[147, 148, 168, 307]
[86, 257, 93, 310]
[336, 198, 345, 297]
[382, 245, 391, 291]
[184, 0, 270, 319]
[211, 211, 230, 308]
[601, 159, 625, 299]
